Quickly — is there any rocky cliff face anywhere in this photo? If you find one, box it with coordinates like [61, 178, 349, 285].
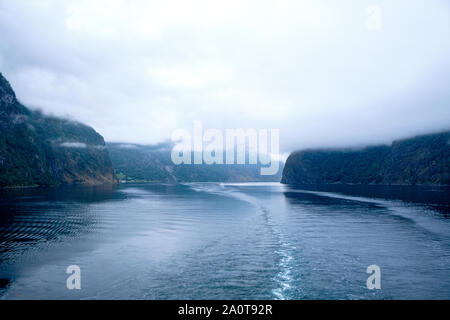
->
[281, 131, 450, 186]
[0, 72, 117, 187]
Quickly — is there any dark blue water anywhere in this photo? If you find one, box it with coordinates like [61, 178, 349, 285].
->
[0, 183, 449, 299]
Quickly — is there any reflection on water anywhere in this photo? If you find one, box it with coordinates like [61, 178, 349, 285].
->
[0, 185, 118, 255]
[0, 183, 449, 299]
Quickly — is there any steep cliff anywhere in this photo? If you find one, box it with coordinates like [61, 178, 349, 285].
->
[0, 72, 117, 187]
[281, 131, 450, 186]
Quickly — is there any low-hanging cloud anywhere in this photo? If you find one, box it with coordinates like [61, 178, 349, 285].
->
[59, 142, 88, 148]
[1, 0, 449, 152]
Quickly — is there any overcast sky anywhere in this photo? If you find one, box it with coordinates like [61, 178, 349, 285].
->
[1, 0, 449, 152]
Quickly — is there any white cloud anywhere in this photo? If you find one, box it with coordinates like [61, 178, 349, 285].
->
[153, 66, 227, 88]
[0, 0, 449, 152]
[59, 142, 87, 148]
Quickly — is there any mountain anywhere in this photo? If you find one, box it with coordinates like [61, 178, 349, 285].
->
[0, 72, 116, 187]
[107, 142, 283, 182]
[281, 131, 450, 186]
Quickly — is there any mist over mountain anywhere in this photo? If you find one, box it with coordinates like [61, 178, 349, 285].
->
[3, 66, 448, 188]
[107, 142, 283, 183]
[0, 72, 116, 187]
[1, 69, 283, 187]
[281, 131, 450, 186]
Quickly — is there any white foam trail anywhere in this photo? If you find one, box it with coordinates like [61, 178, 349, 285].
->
[186, 182, 296, 300]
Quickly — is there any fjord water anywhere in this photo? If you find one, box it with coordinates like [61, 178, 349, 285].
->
[0, 183, 449, 299]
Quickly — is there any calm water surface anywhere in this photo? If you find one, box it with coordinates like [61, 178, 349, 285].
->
[0, 183, 449, 299]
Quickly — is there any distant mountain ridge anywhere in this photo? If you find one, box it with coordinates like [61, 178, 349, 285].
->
[0, 72, 116, 187]
[281, 131, 450, 186]
[107, 142, 283, 183]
